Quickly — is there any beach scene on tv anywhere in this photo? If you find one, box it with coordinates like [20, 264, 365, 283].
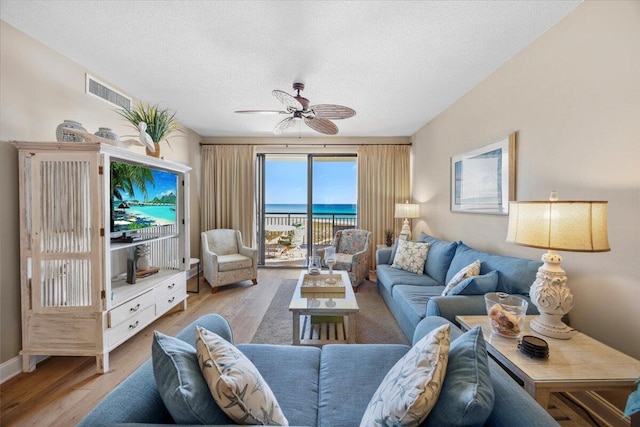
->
[111, 163, 177, 233]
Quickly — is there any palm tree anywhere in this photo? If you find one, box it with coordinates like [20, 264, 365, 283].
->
[111, 163, 154, 202]
[110, 163, 155, 233]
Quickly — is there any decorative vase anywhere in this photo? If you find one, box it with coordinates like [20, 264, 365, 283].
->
[56, 120, 87, 142]
[146, 142, 161, 158]
[385, 238, 392, 247]
[136, 244, 151, 271]
[94, 127, 121, 145]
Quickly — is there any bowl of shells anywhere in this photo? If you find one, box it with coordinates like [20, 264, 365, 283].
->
[485, 292, 528, 338]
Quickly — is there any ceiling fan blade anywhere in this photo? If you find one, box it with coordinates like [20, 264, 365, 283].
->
[273, 117, 297, 135]
[304, 117, 338, 135]
[234, 110, 289, 114]
[310, 104, 356, 120]
[272, 90, 303, 111]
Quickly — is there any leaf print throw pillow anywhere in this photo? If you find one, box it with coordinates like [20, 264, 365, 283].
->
[359, 324, 450, 427]
[391, 240, 430, 274]
[195, 326, 288, 426]
[441, 260, 481, 296]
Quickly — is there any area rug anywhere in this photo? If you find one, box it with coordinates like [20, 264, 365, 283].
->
[251, 279, 409, 345]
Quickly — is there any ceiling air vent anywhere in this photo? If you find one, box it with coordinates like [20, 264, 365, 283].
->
[85, 74, 131, 109]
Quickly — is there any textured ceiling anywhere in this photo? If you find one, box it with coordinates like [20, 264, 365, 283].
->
[1, 1, 580, 137]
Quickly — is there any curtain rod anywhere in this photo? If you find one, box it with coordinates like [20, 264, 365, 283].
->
[199, 142, 412, 147]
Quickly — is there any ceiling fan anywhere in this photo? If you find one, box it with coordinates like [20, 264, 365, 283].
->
[235, 82, 356, 135]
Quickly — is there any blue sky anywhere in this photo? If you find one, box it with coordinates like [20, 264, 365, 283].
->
[266, 159, 357, 204]
[123, 169, 177, 201]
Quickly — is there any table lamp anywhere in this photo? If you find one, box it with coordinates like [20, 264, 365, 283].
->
[506, 192, 609, 339]
[394, 200, 420, 240]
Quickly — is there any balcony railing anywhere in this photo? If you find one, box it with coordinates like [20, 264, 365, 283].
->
[264, 212, 357, 246]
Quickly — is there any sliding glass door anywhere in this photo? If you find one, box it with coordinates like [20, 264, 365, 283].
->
[310, 156, 357, 251]
[258, 154, 357, 267]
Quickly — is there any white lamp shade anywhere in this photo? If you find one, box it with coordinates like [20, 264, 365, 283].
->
[394, 203, 420, 219]
[506, 201, 610, 252]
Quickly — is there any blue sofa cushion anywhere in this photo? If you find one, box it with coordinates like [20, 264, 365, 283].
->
[418, 232, 458, 284]
[377, 264, 441, 296]
[318, 344, 410, 426]
[446, 242, 541, 295]
[447, 270, 499, 296]
[237, 344, 321, 426]
[393, 285, 446, 326]
[424, 326, 494, 427]
[151, 331, 231, 424]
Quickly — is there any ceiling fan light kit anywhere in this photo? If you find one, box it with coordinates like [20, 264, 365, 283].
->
[235, 82, 355, 135]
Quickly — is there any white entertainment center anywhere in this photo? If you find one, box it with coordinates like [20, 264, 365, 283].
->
[13, 141, 191, 373]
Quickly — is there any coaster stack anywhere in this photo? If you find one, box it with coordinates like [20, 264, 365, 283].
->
[518, 335, 549, 359]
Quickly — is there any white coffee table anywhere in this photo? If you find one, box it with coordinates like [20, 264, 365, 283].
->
[289, 270, 359, 346]
[456, 315, 640, 409]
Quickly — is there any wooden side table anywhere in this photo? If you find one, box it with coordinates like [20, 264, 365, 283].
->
[456, 315, 640, 409]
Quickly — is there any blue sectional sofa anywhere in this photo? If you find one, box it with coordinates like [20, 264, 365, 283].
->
[377, 232, 542, 340]
[78, 313, 558, 426]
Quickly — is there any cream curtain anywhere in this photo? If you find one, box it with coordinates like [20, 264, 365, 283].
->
[357, 145, 411, 270]
[201, 145, 256, 247]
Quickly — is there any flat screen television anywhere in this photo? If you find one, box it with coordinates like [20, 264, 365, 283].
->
[110, 161, 178, 239]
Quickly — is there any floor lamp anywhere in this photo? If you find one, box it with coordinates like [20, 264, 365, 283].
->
[394, 201, 420, 241]
[506, 192, 610, 339]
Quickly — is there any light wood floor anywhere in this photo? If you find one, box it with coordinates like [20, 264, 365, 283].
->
[0, 268, 300, 427]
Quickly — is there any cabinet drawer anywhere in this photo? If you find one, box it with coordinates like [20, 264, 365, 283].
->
[156, 287, 186, 316]
[155, 275, 186, 299]
[108, 289, 155, 328]
[107, 305, 155, 350]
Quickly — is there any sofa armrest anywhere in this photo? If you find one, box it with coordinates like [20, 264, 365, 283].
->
[376, 247, 392, 265]
[351, 248, 368, 264]
[412, 316, 464, 345]
[426, 295, 493, 325]
[239, 245, 258, 264]
[426, 295, 538, 325]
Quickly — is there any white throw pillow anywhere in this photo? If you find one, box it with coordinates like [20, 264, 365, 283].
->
[442, 260, 481, 296]
[359, 324, 450, 427]
[195, 326, 288, 426]
[391, 240, 430, 275]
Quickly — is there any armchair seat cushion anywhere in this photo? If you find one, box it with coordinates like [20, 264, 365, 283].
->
[217, 254, 253, 272]
[334, 253, 353, 263]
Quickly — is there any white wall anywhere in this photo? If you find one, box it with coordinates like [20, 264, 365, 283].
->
[411, 1, 640, 359]
[0, 20, 202, 364]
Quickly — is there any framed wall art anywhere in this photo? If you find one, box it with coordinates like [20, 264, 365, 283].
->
[451, 132, 516, 215]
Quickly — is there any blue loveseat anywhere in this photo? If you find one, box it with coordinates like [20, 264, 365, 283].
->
[78, 313, 558, 426]
[377, 232, 542, 340]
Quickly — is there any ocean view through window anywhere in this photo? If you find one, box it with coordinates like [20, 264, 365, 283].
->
[260, 154, 357, 266]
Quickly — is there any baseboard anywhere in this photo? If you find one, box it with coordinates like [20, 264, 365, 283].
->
[0, 355, 49, 384]
[567, 391, 629, 427]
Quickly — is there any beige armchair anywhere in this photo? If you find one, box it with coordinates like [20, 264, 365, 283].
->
[201, 229, 258, 293]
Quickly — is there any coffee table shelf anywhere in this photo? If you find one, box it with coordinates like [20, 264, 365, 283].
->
[289, 270, 359, 346]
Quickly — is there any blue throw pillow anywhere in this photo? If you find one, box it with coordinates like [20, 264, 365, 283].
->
[447, 270, 499, 296]
[423, 327, 494, 427]
[152, 331, 230, 424]
[389, 238, 401, 264]
[418, 232, 458, 284]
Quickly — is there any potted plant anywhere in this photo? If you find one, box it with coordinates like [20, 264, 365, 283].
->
[116, 102, 180, 157]
[384, 229, 394, 247]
